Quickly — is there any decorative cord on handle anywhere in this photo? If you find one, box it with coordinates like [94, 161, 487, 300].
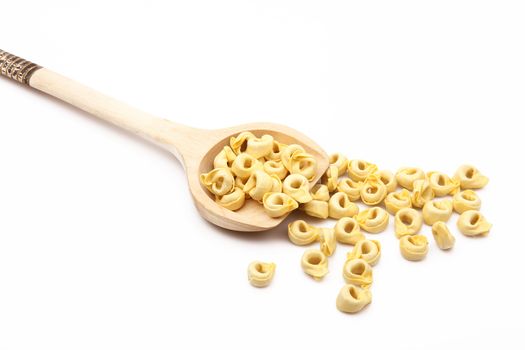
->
[0, 49, 42, 85]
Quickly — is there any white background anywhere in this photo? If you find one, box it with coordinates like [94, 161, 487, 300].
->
[1, 1, 524, 349]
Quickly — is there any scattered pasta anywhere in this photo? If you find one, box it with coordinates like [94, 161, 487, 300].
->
[457, 210, 492, 237]
[323, 164, 339, 192]
[329, 153, 348, 177]
[200, 168, 235, 196]
[355, 207, 389, 233]
[231, 153, 263, 179]
[342, 258, 373, 287]
[243, 170, 275, 202]
[453, 190, 481, 214]
[396, 167, 425, 190]
[283, 174, 313, 203]
[263, 160, 288, 180]
[311, 184, 330, 201]
[360, 175, 387, 206]
[334, 217, 365, 245]
[376, 169, 397, 193]
[215, 187, 246, 211]
[319, 228, 337, 256]
[422, 199, 453, 225]
[288, 220, 319, 245]
[347, 160, 378, 182]
[347, 239, 381, 266]
[247, 261, 276, 287]
[336, 284, 372, 314]
[453, 165, 489, 190]
[399, 235, 429, 261]
[431, 222, 455, 250]
[213, 146, 236, 169]
[328, 192, 359, 219]
[337, 178, 362, 201]
[301, 200, 329, 219]
[301, 249, 329, 280]
[385, 189, 412, 215]
[394, 208, 423, 238]
[262, 192, 299, 218]
[427, 171, 459, 196]
[411, 179, 434, 208]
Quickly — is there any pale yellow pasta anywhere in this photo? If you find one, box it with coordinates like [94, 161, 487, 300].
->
[283, 174, 312, 203]
[213, 146, 237, 169]
[245, 134, 274, 158]
[328, 192, 359, 219]
[347, 239, 381, 266]
[329, 153, 348, 176]
[230, 131, 255, 154]
[337, 178, 364, 201]
[288, 220, 320, 245]
[289, 151, 317, 181]
[301, 200, 329, 219]
[336, 284, 372, 314]
[431, 222, 455, 250]
[319, 228, 337, 256]
[311, 184, 330, 201]
[215, 187, 246, 211]
[231, 153, 263, 179]
[453, 190, 481, 214]
[376, 169, 397, 193]
[280, 144, 305, 170]
[323, 164, 339, 192]
[453, 164, 489, 189]
[262, 192, 299, 218]
[347, 160, 378, 182]
[263, 160, 288, 180]
[269, 174, 282, 193]
[360, 175, 387, 206]
[334, 217, 365, 245]
[396, 167, 425, 190]
[265, 140, 287, 161]
[411, 179, 435, 208]
[301, 249, 329, 280]
[427, 171, 460, 196]
[247, 261, 276, 288]
[399, 235, 429, 261]
[384, 189, 412, 215]
[243, 170, 274, 202]
[355, 207, 389, 234]
[422, 199, 453, 225]
[200, 168, 235, 196]
[235, 176, 251, 197]
[457, 210, 492, 237]
[342, 258, 373, 287]
[394, 208, 423, 238]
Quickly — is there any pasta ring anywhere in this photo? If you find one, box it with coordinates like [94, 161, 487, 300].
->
[280, 144, 305, 171]
[337, 178, 363, 201]
[319, 228, 337, 256]
[301, 200, 329, 219]
[427, 171, 460, 196]
[376, 169, 397, 193]
[328, 192, 359, 219]
[457, 210, 492, 236]
[213, 146, 237, 169]
[422, 199, 453, 225]
[334, 217, 365, 245]
[431, 222, 455, 250]
[394, 208, 423, 238]
[311, 184, 330, 201]
[301, 249, 329, 280]
[323, 164, 339, 192]
[342, 258, 373, 287]
[289, 152, 317, 181]
[453, 190, 481, 214]
[347, 160, 378, 182]
[243, 170, 274, 202]
[230, 131, 255, 154]
[395, 167, 425, 190]
[263, 160, 288, 180]
[360, 175, 387, 206]
[411, 179, 434, 208]
[245, 134, 274, 158]
[200, 168, 235, 196]
[283, 174, 313, 203]
[329, 153, 348, 176]
[336, 284, 372, 313]
[399, 235, 429, 261]
[215, 187, 246, 211]
[453, 165, 489, 189]
[231, 153, 263, 179]
[347, 239, 381, 266]
[355, 207, 389, 234]
[247, 261, 276, 287]
[288, 220, 320, 245]
[265, 140, 287, 161]
[384, 189, 412, 215]
[262, 192, 299, 218]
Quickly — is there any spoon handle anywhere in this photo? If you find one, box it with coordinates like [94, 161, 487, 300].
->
[1, 49, 193, 158]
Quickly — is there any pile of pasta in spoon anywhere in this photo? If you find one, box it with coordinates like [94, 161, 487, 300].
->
[201, 132, 492, 314]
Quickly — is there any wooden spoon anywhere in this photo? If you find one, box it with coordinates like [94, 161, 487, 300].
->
[0, 50, 329, 231]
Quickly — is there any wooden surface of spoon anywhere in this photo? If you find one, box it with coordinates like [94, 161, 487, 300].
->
[1, 50, 329, 231]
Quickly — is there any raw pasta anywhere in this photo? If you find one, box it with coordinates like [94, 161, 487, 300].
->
[265, 140, 287, 161]
[457, 210, 492, 236]
[360, 175, 387, 206]
[213, 146, 236, 169]
[411, 179, 434, 208]
[342, 258, 373, 287]
[399, 235, 429, 261]
[347, 160, 378, 182]
[453, 190, 481, 214]
[288, 220, 319, 245]
[376, 169, 397, 193]
[231, 153, 263, 179]
[336, 284, 372, 313]
[301, 249, 329, 280]
[243, 170, 274, 202]
[384, 189, 412, 215]
[247, 261, 276, 287]
[323, 164, 339, 192]
[347, 239, 381, 266]
[245, 134, 274, 158]
[453, 165, 489, 189]
[215, 187, 246, 211]
[301, 200, 329, 219]
[337, 178, 362, 201]
[329, 153, 348, 176]
[311, 184, 330, 201]
[319, 228, 337, 256]
[394, 208, 423, 238]
[431, 222, 455, 250]
[422, 199, 453, 225]
[355, 207, 389, 233]
[283, 174, 313, 203]
[230, 131, 255, 154]
[263, 160, 288, 180]
[329, 192, 359, 219]
[262, 192, 299, 218]
[427, 171, 459, 196]
[395, 167, 425, 190]
[334, 217, 365, 245]
[200, 168, 235, 196]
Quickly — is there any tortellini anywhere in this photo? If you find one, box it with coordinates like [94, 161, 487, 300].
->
[411, 179, 434, 208]
[262, 192, 299, 218]
[384, 189, 412, 215]
[213, 146, 236, 169]
[347, 239, 381, 266]
[336, 284, 372, 314]
[301, 200, 329, 219]
[301, 249, 329, 280]
[245, 134, 274, 158]
[243, 170, 275, 202]
[347, 160, 378, 182]
[394, 208, 423, 238]
[355, 207, 389, 233]
[328, 192, 359, 219]
[376, 169, 397, 193]
[422, 199, 453, 225]
[399, 234, 429, 261]
[283, 174, 313, 203]
[396, 167, 425, 190]
[263, 160, 288, 180]
[319, 228, 337, 256]
[288, 220, 319, 245]
[215, 187, 246, 211]
[265, 140, 286, 161]
[342, 258, 373, 287]
[231, 153, 263, 179]
[360, 175, 387, 206]
[457, 210, 492, 237]
[334, 217, 365, 245]
[247, 261, 276, 287]
[281, 144, 317, 181]
[280, 144, 305, 171]
[200, 168, 235, 196]
[311, 184, 330, 201]
[431, 222, 455, 250]
[453, 165, 489, 189]
[427, 171, 459, 196]
[329, 153, 349, 177]
[453, 190, 481, 214]
[230, 131, 255, 155]
[337, 178, 362, 201]
[323, 164, 339, 192]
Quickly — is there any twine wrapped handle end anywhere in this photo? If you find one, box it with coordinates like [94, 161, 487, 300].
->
[0, 49, 42, 85]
